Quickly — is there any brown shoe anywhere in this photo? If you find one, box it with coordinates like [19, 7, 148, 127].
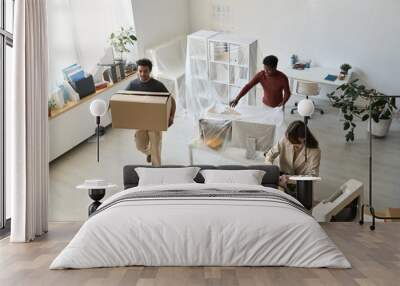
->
[146, 154, 151, 163]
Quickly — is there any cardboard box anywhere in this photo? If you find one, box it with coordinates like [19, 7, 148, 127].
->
[110, 90, 171, 131]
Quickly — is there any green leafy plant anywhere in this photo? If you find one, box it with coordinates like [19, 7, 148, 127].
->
[109, 26, 137, 60]
[48, 98, 56, 116]
[340, 63, 352, 74]
[48, 98, 56, 109]
[328, 79, 397, 142]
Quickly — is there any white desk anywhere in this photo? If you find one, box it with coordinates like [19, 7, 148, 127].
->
[282, 67, 352, 87]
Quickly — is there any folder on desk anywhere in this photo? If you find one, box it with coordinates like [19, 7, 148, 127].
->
[324, 74, 338, 81]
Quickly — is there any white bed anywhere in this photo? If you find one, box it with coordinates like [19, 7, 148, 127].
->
[50, 183, 351, 269]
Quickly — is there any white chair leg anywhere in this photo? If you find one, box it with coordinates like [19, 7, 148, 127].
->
[174, 79, 180, 101]
[188, 144, 194, 165]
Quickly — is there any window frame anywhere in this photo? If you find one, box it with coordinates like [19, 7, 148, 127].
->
[0, 0, 13, 233]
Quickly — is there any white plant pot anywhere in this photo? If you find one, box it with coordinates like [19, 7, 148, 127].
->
[369, 118, 392, 138]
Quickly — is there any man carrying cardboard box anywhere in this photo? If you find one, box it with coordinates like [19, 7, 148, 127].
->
[126, 58, 176, 166]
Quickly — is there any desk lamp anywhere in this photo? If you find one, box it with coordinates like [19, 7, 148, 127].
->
[89, 99, 108, 162]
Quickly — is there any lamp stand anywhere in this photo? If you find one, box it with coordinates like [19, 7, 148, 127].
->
[359, 94, 400, 230]
[95, 126, 106, 136]
[304, 116, 309, 162]
[96, 116, 100, 162]
[303, 95, 310, 162]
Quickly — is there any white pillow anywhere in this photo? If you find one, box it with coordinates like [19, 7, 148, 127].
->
[135, 167, 201, 186]
[200, 169, 266, 185]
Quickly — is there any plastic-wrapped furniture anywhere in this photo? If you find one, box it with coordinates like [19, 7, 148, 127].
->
[312, 179, 363, 222]
[189, 104, 284, 164]
[146, 36, 187, 110]
[186, 30, 258, 117]
[291, 80, 324, 115]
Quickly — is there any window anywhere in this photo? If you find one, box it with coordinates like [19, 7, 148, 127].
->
[0, 0, 14, 234]
[5, 0, 13, 33]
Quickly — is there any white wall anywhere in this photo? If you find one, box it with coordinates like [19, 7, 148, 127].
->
[189, 0, 400, 94]
[69, 0, 136, 74]
[48, 0, 190, 88]
[47, 0, 79, 91]
[132, 0, 189, 57]
[48, 0, 136, 89]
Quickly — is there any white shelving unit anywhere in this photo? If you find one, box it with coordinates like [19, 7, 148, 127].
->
[186, 30, 257, 110]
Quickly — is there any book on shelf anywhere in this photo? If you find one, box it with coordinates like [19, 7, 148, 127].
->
[324, 74, 338, 81]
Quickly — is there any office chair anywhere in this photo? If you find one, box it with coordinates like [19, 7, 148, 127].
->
[291, 80, 324, 115]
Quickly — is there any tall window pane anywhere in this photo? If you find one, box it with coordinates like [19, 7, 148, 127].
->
[0, 1, 3, 28]
[0, 37, 3, 228]
[1, 0, 13, 231]
[5, 44, 11, 219]
[5, 0, 14, 33]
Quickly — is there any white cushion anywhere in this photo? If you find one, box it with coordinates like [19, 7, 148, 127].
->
[135, 167, 200, 186]
[200, 169, 266, 185]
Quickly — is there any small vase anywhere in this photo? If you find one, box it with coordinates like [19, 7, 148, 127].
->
[290, 54, 298, 66]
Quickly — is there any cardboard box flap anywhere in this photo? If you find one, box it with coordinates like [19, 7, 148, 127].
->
[111, 93, 169, 104]
[116, 90, 170, 97]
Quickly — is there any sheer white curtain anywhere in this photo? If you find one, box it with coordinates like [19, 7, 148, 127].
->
[8, 0, 49, 242]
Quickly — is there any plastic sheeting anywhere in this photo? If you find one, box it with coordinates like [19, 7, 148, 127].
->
[194, 104, 286, 157]
[184, 31, 286, 160]
[145, 36, 187, 114]
[185, 31, 257, 118]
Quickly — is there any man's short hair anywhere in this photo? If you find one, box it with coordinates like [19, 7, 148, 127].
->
[263, 55, 278, 69]
[136, 58, 153, 72]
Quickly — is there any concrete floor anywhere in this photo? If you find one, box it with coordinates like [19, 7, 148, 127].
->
[49, 96, 400, 221]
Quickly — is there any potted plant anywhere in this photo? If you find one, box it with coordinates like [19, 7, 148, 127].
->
[48, 98, 56, 117]
[340, 63, 352, 75]
[290, 54, 298, 66]
[368, 95, 396, 137]
[109, 26, 137, 63]
[338, 63, 352, 80]
[328, 79, 397, 141]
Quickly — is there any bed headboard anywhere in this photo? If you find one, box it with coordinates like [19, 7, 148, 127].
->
[123, 165, 280, 189]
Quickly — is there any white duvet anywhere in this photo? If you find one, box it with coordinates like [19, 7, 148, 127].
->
[50, 183, 351, 269]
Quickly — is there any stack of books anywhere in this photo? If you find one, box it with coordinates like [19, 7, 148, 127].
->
[62, 64, 86, 82]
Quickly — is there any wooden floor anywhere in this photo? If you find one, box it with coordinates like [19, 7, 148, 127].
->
[0, 222, 399, 286]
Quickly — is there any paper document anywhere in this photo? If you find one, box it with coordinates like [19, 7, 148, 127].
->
[207, 104, 241, 115]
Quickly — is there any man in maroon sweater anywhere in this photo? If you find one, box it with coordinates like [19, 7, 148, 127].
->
[229, 55, 291, 108]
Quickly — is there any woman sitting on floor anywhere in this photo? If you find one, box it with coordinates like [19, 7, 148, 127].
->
[264, 120, 321, 190]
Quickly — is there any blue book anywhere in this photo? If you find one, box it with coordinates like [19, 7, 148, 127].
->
[69, 70, 85, 82]
[324, 74, 337, 81]
[63, 64, 83, 81]
[62, 64, 80, 76]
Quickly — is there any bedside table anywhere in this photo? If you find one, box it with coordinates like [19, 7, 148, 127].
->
[76, 179, 117, 216]
[289, 176, 321, 210]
